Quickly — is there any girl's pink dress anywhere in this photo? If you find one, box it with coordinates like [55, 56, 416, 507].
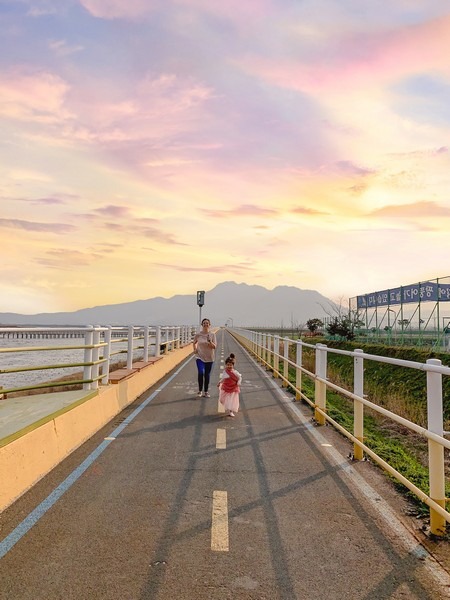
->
[219, 367, 242, 413]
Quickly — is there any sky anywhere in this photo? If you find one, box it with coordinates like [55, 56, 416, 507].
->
[1, 0, 450, 314]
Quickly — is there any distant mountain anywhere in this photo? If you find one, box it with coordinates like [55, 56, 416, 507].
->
[0, 281, 337, 327]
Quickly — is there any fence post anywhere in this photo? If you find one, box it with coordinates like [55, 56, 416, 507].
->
[143, 325, 150, 362]
[83, 327, 94, 390]
[295, 341, 302, 401]
[155, 326, 161, 357]
[91, 327, 100, 389]
[282, 337, 289, 387]
[102, 326, 112, 385]
[314, 344, 327, 425]
[426, 358, 446, 536]
[127, 325, 134, 369]
[273, 335, 280, 377]
[353, 349, 364, 460]
[262, 333, 269, 366]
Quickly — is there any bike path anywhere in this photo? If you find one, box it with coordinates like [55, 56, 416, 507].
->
[0, 330, 448, 599]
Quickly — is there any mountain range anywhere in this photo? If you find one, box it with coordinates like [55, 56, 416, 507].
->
[0, 282, 337, 327]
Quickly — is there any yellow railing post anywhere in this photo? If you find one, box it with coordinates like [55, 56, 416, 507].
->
[273, 335, 280, 378]
[353, 349, 364, 460]
[295, 340, 302, 400]
[314, 344, 327, 425]
[282, 337, 289, 387]
[262, 333, 266, 364]
[426, 358, 446, 536]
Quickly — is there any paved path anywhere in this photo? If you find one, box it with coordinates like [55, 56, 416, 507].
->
[0, 330, 449, 599]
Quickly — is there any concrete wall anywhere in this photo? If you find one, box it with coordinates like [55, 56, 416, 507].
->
[0, 345, 193, 512]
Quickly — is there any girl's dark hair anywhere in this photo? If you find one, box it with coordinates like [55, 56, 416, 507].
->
[225, 354, 235, 364]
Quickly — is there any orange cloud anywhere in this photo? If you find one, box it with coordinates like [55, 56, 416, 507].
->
[370, 201, 450, 218]
[202, 204, 278, 218]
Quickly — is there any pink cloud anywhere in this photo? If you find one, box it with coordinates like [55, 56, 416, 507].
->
[95, 205, 131, 218]
[239, 15, 450, 93]
[0, 218, 75, 233]
[0, 67, 71, 123]
[66, 73, 215, 146]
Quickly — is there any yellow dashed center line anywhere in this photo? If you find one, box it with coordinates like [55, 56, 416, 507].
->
[211, 491, 229, 552]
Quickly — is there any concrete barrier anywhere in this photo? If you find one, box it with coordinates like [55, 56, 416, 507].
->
[0, 345, 193, 512]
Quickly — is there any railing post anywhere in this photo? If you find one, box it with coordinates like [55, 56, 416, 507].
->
[267, 334, 272, 369]
[91, 327, 101, 389]
[127, 325, 134, 369]
[282, 337, 289, 387]
[314, 344, 327, 425]
[353, 349, 364, 460]
[295, 340, 302, 400]
[155, 326, 161, 357]
[426, 358, 446, 536]
[83, 327, 93, 390]
[102, 326, 112, 385]
[273, 335, 280, 377]
[262, 333, 266, 365]
[143, 325, 150, 362]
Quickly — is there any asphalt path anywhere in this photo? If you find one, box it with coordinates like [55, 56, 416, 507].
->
[0, 330, 448, 599]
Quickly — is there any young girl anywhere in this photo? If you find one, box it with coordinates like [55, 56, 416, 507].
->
[218, 354, 242, 417]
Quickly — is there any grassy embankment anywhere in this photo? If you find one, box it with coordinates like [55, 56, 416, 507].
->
[282, 339, 450, 517]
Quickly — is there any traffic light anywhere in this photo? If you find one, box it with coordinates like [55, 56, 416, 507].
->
[197, 290, 205, 307]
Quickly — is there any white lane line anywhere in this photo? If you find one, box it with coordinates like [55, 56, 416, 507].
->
[104, 437, 116, 441]
[216, 429, 226, 449]
[211, 491, 229, 551]
[218, 400, 225, 413]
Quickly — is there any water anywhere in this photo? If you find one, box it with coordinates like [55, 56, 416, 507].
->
[0, 337, 143, 393]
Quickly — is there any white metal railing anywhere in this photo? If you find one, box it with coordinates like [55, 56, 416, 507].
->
[0, 325, 196, 396]
[230, 327, 450, 537]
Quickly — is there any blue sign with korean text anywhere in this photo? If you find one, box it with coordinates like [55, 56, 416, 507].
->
[357, 281, 450, 309]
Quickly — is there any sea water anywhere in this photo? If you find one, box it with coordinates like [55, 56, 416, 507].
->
[0, 336, 139, 392]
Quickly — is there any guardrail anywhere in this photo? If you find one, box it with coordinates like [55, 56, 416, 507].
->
[231, 328, 450, 537]
[0, 325, 196, 396]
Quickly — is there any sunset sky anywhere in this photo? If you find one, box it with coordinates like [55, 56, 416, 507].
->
[1, 0, 450, 314]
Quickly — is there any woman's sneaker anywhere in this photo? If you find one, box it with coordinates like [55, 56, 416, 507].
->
[203, 391, 210, 397]
[197, 391, 202, 397]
